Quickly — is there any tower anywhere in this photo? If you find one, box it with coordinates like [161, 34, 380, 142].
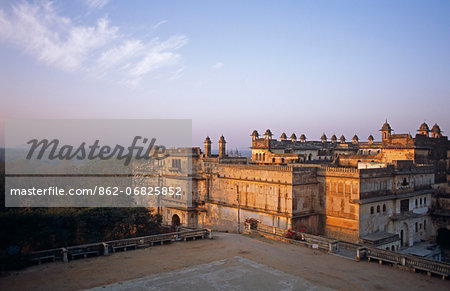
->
[380, 120, 392, 141]
[204, 136, 212, 157]
[219, 135, 226, 158]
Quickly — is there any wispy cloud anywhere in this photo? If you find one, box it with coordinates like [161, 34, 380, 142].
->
[0, 1, 187, 86]
[85, 0, 109, 10]
[212, 62, 224, 69]
[152, 20, 168, 30]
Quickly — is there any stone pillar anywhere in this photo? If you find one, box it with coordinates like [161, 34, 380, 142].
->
[102, 243, 109, 256]
[207, 228, 213, 239]
[62, 248, 68, 263]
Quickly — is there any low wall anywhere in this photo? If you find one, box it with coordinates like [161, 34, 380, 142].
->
[245, 222, 450, 279]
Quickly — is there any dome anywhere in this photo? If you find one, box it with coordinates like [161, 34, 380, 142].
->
[418, 122, 430, 132]
[290, 133, 297, 140]
[352, 134, 359, 141]
[264, 129, 273, 136]
[380, 120, 392, 131]
[321, 133, 327, 141]
[251, 130, 260, 137]
[204, 136, 211, 143]
[300, 134, 306, 140]
[280, 132, 287, 139]
[368, 134, 374, 141]
[331, 134, 337, 141]
[219, 135, 226, 143]
[339, 135, 346, 143]
[431, 123, 441, 133]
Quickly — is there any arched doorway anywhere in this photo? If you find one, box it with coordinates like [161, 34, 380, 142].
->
[172, 214, 181, 227]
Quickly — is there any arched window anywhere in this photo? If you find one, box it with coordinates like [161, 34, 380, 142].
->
[376, 205, 380, 213]
[368, 150, 372, 155]
[370, 206, 374, 214]
[383, 204, 386, 212]
[420, 198, 422, 205]
[424, 197, 427, 205]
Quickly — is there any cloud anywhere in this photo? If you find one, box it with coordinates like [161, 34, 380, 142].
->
[152, 20, 168, 30]
[85, 0, 109, 10]
[0, 1, 187, 86]
[212, 62, 224, 69]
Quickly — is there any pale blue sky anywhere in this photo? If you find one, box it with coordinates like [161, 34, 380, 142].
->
[1, 0, 449, 149]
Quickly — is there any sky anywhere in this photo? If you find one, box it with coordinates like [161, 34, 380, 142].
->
[0, 0, 449, 150]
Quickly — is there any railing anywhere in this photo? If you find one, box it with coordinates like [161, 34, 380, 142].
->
[244, 223, 339, 253]
[244, 222, 450, 279]
[28, 229, 212, 265]
[361, 246, 450, 279]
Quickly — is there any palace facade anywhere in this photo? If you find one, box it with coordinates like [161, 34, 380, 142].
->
[150, 121, 449, 253]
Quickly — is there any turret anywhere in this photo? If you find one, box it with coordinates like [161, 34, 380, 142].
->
[299, 134, 306, 143]
[417, 122, 430, 137]
[219, 135, 226, 158]
[204, 136, 212, 157]
[339, 135, 346, 143]
[280, 132, 287, 141]
[320, 133, 327, 143]
[290, 133, 297, 142]
[264, 129, 273, 140]
[251, 130, 259, 141]
[331, 134, 337, 143]
[431, 123, 442, 138]
[352, 134, 359, 144]
[380, 120, 392, 141]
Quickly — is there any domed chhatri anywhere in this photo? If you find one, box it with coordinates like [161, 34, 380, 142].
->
[299, 134, 307, 142]
[339, 135, 346, 143]
[264, 129, 273, 140]
[380, 120, 393, 140]
[251, 130, 260, 138]
[352, 134, 359, 144]
[290, 133, 297, 142]
[280, 132, 287, 141]
[331, 134, 337, 143]
[419, 122, 430, 131]
[431, 123, 441, 133]
[321, 133, 327, 142]
[380, 120, 392, 131]
[417, 122, 430, 137]
[431, 123, 442, 138]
